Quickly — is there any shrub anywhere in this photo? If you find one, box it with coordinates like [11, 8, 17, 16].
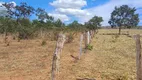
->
[41, 40, 46, 46]
[18, 29, 34, 39]
[86, 44, 93, 51]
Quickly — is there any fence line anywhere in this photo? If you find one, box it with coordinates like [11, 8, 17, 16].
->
[51, 32, 142, 80]
[51, 30, 96, 80]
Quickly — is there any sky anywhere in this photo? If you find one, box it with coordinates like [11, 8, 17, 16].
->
[0, 0, 142, 26]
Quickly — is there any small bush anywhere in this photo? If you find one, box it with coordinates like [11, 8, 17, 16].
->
[41, 40, 46, 46]
[86, 44, 93, 50]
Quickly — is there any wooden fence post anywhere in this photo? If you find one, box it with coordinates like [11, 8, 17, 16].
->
[79, 34, 83, 59]
[87, 31, 90, 44]
[84, 31, 90, 48]
[90, 30, 93, 38]
[90, 30, 94, 42]
[84, 31, 87, 48]
[51, 33, 66, 80]
[134, 34, 142, 80]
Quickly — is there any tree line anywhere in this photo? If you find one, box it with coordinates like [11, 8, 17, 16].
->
[0, 2, 140, 39]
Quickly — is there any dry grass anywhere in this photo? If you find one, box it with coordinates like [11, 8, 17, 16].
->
[0, 29, 141, 80]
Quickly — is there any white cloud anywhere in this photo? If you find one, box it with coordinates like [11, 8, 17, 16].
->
[80, 0, 142, 26]
[49, 13, 70, 22]
[50, 0, 87, 9]
[55, 8, 91, 17]
[0, 1, 16, 8]
[0, 2, 5, 5]
[50, 0, 90, 22]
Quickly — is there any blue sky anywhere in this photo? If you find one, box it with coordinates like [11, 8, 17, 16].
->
[1, 0, 142, 26]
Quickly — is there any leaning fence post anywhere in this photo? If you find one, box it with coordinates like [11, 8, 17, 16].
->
[79, 34, 83, 59]
[134, 34, 142, 80]
[51, 33, 66, 80]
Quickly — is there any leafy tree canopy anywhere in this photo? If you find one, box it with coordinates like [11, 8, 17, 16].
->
[108, 5, 139, 29]
[85, 16, 103, 30]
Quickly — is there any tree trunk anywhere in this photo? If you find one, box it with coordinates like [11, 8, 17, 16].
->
[17, 32, 21, 42]
[119, 26, 121, 35]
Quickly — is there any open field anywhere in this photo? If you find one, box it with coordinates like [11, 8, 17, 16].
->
[0, 29, 142, 80]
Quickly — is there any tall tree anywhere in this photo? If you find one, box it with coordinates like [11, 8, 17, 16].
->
[108, 5, 139, 34]
[2, 2, 16, 36]
[14, 2, 34, 21]
[85, 16, 103, 30]
[35, 8, 54, 29]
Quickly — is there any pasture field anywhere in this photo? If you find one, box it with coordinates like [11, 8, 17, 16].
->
[0, 29, 142, 80]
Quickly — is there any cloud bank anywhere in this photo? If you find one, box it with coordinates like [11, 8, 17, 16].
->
[49, 0, 90, 22]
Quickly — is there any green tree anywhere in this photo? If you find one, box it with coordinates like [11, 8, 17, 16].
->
[0, 17, 16, 33]
[35, 8, 54, 29]
[14, 2, 34, 19]
[108, 5, 139, 34]
[54, 19, 65, 27]
[14, 2, 35, 39]
[68, 20, 84, 31]
[85, 16, 103, 30]
[68, 20, 80, 28]
[1, 2, 16, 36]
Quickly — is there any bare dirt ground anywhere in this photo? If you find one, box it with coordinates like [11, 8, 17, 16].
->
[0, 29, 141, 80]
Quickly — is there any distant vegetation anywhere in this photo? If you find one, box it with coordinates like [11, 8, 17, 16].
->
[0, 2, 140, 40]
[0, 2, 103, 39]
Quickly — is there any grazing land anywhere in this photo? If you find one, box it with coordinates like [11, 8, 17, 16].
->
[0, 29, 142, 80]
